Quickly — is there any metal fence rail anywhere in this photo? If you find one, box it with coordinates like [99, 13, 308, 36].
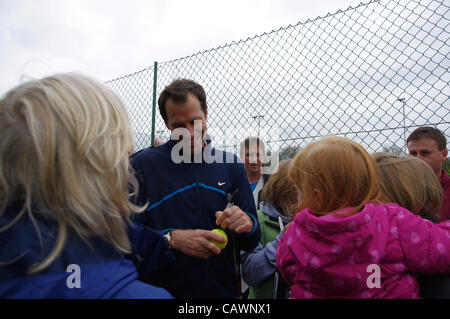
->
[106, 0, 449, 160]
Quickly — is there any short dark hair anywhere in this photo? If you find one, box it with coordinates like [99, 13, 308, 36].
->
[407, 127, 447, 151]
[158, 79, 207, 123]
[240, 137, 265, 158]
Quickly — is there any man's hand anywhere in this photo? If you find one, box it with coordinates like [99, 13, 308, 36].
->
[215, 205, 254, 234]
[170, 229, 227, 259]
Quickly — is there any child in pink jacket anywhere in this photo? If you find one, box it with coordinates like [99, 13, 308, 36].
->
[276, 136, 450, 299]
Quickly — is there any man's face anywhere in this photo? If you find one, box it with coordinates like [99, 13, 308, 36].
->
[407, 137, 448, 177]
[242, 144, 264, 175]
[165, 92, 207, 154]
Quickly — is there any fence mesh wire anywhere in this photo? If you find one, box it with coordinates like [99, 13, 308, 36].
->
[106, 0, 449, 160]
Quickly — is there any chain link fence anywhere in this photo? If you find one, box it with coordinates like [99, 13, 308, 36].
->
[106, 0, 449, 161]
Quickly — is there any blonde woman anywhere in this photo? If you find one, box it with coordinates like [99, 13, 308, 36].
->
[0, 73, 172, 298]
[372, 152, 442, 221]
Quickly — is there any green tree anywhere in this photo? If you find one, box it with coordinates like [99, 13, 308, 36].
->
[444, 158, 450, 174]
[381, 144, 405, 156]
[279, 146, 301, 161]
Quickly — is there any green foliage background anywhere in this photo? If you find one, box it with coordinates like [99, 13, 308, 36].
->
[444, 158, 450, 174]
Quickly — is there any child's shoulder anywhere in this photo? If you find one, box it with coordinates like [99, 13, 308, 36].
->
[365, 202, 407, 214]
[365, 202, 420, 224]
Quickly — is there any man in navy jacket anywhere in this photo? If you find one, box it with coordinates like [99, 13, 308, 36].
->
[131, 79, 261, 299]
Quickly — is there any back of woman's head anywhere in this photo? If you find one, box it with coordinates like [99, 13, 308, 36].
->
[0, 73, 141, 273]
[289, 136, 381, 216]
[261, 159, 298, 218]
[372, 152, 442, 217]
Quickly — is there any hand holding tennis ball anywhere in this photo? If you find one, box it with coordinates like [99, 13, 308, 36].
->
[215, 207, 253, 234]
[210, 228, 228, 250]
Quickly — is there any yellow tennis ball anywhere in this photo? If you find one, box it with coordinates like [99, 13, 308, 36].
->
[210, 229, 228, 250]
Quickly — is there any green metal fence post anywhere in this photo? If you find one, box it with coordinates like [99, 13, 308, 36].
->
[151, 61, 158, 147]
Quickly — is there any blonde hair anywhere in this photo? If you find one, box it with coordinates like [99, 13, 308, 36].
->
[289, 136, 381, 216]
[261, 159, 298, 218]
[372, 152, 442, 217]
[0, 73, 143, 274]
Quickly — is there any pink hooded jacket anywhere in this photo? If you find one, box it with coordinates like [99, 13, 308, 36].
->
[276, 203, 450, 299]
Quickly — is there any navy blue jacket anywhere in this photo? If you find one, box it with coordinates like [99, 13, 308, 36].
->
[0, 205, 173, 299]
[131, 140, 261, 298]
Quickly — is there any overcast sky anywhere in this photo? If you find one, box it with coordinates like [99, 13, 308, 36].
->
[0, 0, 365, 96]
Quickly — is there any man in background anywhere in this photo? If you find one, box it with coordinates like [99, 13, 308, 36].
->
[407, 126, 449, 222]
[240, 137, 271, 209]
